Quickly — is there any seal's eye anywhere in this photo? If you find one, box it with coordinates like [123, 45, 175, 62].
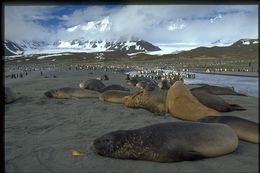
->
[105, 139, 110, 142]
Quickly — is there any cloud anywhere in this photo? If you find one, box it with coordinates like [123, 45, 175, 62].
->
[4, 6, 57, 42]
[4, 5, 258, 44]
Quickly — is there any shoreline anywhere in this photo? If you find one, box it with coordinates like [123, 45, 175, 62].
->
[193, 71, 259, 78]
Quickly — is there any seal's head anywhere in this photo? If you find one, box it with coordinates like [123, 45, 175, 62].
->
[126, 78, 138, 86]
[158, 79, 171, 89]
[93, 130, 144, 159]
[44, 89, 62, 98]
[44, 91, 54, 98]
[136, 81, 147, 89]
[79, 81, 86, 89]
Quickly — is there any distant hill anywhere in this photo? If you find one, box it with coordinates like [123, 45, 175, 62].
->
[174, 38, 258, 59]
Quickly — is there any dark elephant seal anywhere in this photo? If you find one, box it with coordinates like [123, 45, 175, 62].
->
[97, 74, 109, 80]
[79, 79, 105, 91]
[166, 81, 221, 121]
[136, 81, 159, 91]
[191, 84, 246, 96]
[98, 85, 130, 93]
[124, 89, 167, 113]
[191, 90, 246, 112]
[99, 90, 131, 104]
[45, 87, 99, 99]
[197, 116, 259, 144]
[127, 77, 157, 87]
[158, 79, 174, 90]
[5, 87, 20, 104]
[93, 121, 238, 162]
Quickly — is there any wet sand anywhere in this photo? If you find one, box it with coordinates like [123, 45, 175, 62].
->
[5, 67, 259, 172]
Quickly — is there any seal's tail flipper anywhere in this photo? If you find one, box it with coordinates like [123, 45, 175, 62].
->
[229, 104, 246, 111]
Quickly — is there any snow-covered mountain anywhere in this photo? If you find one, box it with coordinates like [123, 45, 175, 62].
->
[231, 38, 258, 47]
[18, 40, 50, 49]
[3, 40, 24, 56]
[66, 17, 111, 33]
[210, 39, 233, 46]
[54, 39, 161, 53]
[4, 39, 161, 56]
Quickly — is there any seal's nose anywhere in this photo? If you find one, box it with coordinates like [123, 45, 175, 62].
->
[44, 91, 53, 98]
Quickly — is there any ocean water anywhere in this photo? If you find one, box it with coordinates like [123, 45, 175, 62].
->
[184, 73, 258, 97]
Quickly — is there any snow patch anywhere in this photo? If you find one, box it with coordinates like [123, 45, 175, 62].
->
[37, 53, 71, 60]
[242, 41, 250, 45]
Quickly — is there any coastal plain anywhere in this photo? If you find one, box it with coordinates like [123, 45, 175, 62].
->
[4, 65, 258, 172]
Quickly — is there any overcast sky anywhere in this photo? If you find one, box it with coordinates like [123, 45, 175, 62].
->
[4, 5, 258, 44]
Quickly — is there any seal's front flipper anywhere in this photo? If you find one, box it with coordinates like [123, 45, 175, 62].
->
[166, 149, 205, 162]
[229, 104, 246, 111]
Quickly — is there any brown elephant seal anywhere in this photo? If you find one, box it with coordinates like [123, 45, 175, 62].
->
[191, 90, 246, 112]
[124, 89, 167, 113]
[44, 87, 99, 99]
[99, 90, 131, 104]
[197, 116, 259, 144]
[166, 81, 221, 121]
[98, 85, 130, 93]
[191, 84, 246, 96]
[79, 79, 105, 91]
[93, 121, 238, 162]
[5, 87, 20, 104]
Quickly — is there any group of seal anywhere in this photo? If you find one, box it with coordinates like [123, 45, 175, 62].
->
[45, 76, 130, 99]
[92, 80, 258, 163]
[79, 79, 129, 93]
[42, 72, 258, 163]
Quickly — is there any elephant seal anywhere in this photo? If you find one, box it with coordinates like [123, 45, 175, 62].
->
[93, 121, 238, 162]
[197, 116, 259, 144]
[127, 77, 157, 87]
[79, 79, 105, 91]
[5, 87, 20, 104]
[191, 90, 246, 112]
[45, 87, 99, 99]
[97, 74, 109, 80]
[191, 84, 246, 96]
[125, 74, 130, 80]
[136, 81, 159, 91]
[158, 79, 174, 90]
[124, 89, 167, 113]
[98, 85, 130, 93]
[99, 90, 131, 104]
[136, 81, 148, 90]
[166, 81, 221, 121]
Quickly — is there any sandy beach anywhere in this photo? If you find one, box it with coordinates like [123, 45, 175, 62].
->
[4, 66, 259, 172]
